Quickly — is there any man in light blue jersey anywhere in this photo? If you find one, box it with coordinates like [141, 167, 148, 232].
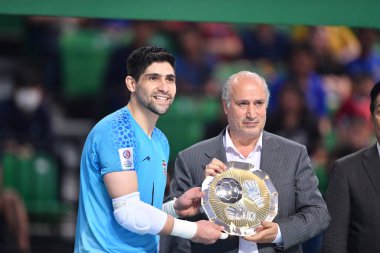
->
[74, 46, 226, 253]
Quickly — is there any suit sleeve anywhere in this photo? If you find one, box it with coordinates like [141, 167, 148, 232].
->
[277, 146, 331, 250]
[167, 152, 195, 200]
[321, 160, 350, 253]
[161, 152, 193, 253]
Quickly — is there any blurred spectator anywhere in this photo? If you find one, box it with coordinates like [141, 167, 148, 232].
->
[0, 15, 24, 105]
[322, 74, 353, 118]
[270, 42, 328, 118]
[240, 24, 291, 62]
[294, 26, 360, 74]
[0, 165, 30, 253]
[346, 28, 380, 82]
[266, 83, 322, 156]
[199, 23, 243, 60]
[335, 74, 373, 126]
[0, 64, 52, 153]
[103, 21, 157, 114]
[174, 25, 218, 95]
[24, 16, 62, 97]
[331, 74, 375, 158]
[333, 114, 374, 159]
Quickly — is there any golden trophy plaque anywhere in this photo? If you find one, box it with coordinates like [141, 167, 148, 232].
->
[201, 161, 278, 236]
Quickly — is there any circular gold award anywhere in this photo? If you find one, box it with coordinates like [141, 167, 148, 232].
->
[201, 161, 278, 236]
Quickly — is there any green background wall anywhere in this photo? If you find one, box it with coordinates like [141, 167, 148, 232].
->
[0, 0, 379, 28]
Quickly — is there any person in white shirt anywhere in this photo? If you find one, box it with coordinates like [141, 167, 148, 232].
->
[162, 70, 330, 253]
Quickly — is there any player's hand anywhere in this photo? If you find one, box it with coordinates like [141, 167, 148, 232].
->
[243, 221, 278, 243]
[174, 187, 204, 217]
[204, 158, 228, 177]
[191, 220, 228, 244]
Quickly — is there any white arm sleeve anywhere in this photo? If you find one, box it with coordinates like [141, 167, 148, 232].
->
[112, 192, 197, 239]
[112, 192, 167, 235]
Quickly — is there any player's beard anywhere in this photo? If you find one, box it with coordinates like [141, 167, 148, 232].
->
[136, 90, 173, 116]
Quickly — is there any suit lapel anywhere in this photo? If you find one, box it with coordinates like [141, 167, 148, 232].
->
[204, 129, 228, 163]
[260, 131, 281, 178]
[362, 144, 380, 200]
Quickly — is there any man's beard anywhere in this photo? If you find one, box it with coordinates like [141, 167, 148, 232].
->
[136, 92, 172, 116]
[146, 100, 171, 115]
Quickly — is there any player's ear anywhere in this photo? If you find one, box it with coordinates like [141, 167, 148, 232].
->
[126, 76, 136, 92]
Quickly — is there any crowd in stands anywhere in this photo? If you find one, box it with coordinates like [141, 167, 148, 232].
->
[0, 15, 379, 252]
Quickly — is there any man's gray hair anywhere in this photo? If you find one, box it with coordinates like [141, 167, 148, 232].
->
[221, 71, 270, 108]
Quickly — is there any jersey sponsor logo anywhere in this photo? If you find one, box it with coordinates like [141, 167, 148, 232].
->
[142, 156, 151, 162]
[118, 147, 134, 170]
[162, 160, 167, 176]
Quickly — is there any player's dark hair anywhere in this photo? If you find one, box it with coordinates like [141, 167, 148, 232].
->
[127, 46, 175, 81]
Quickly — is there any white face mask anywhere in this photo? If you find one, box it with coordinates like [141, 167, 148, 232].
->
[14, 88, 42, 113]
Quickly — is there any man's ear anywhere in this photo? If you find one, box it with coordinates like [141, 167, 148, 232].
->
[222, 101, 228, 115]
[125, 76, 136, 92]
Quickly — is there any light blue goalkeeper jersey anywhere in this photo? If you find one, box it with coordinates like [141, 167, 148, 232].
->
[74, 107, 169, 253]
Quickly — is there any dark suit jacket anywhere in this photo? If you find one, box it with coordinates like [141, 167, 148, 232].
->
[162, 130, 330, 253]
[322, 144, 380, 253]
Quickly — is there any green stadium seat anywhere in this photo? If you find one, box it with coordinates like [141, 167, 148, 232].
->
[1, 152, 71, 221]
[59, 29, 112, 98]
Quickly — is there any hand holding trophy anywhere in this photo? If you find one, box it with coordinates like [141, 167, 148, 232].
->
[201, 161, 278, 237]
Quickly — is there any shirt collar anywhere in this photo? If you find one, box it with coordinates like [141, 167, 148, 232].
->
[377, 142, 380, 158]
[223, 126, 263, 155]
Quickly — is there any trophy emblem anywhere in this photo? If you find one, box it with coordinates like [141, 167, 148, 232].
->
[201, 161, 278, 236]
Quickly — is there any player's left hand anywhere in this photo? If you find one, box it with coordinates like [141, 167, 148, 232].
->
[243, 221, 278, 243]
[174, 187, 204, 217]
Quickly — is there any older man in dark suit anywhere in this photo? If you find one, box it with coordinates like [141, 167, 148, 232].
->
[322, 81, 380, 253]
[162, 71, 330, 253]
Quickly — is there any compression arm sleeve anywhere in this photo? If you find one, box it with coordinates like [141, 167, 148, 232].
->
[112, 192, 197, 239]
